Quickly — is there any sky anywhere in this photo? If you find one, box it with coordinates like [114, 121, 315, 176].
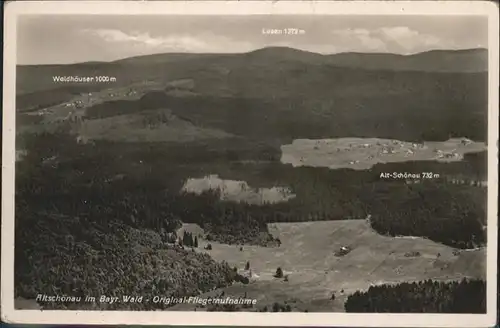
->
[17, 15, 488, 65]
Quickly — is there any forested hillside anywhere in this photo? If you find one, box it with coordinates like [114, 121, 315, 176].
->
[17, 48, 488, 144]
[15, 210, 238, 310]
[78, 85, 487, 143]
[344, 279, 486, 313]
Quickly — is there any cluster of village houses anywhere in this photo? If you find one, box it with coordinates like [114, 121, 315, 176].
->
[29, 88, 141, 127]
[348, 140, 426, 165]
[35, 79, 192, 120]
[63, 89, 138, 110]
[338, 138, 471, 166]
[31, 88, 140, 119]
[298, 137, 473, 166]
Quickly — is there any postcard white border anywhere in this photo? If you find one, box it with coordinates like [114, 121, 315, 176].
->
[2, 1, 499, 326]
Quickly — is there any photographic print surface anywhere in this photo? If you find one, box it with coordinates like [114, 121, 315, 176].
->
[2, 1, 498, 327]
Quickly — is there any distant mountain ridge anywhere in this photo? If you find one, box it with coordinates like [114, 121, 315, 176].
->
[326, 48, 487, 73]
[19, 47, 488, 73]
[16, 46, 487, 113]
[114, 47, 488, 73]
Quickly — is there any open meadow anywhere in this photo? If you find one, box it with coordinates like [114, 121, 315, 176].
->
[173, 219, 485, 312]
[281, 137, 487, 170]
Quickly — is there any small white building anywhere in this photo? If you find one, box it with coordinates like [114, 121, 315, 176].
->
[461, 138, 472, 146]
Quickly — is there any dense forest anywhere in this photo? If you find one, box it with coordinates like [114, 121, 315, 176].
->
[368, 182, 486, 249]
[16, 131, 487, 249]
[15, 207, 241, 310]
[344, 278, 486, 313]
[80, 86, 487, 144]
[189, 181, 486, 248]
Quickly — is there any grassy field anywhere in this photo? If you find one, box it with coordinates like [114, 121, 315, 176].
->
[281, 137, 487, 170]
[77, 111, 233, 143]
[173, 219, 485, 312]
[181, 174, 296, 204]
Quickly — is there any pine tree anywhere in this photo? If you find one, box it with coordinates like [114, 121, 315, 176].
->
[245, 261, 250, 271]
[274, 267, 283, 278]
[194, 236, 199, 248]
[183, 231, 188, 245]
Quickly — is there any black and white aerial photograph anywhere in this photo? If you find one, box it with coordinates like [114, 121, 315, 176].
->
[2, 1, 498, 327]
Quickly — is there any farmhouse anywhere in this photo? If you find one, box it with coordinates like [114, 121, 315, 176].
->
[166, 79, 195, 90]
[381, 147, 395, 154]
[15, 149, 28, 162]
[461, 138, 473, 146]
[334, 246, 352, 257]
[74, 100, 84, 109]
[442, 151, 460, 159]
[76, 135, 93, 145]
